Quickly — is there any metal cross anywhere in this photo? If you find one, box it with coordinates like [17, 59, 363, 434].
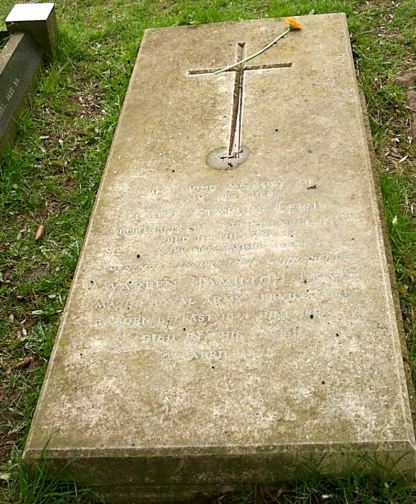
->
[189, 42, 292, 167]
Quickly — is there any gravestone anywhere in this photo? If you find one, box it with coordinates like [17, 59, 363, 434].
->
[6, 3, 57, 55]
[0, 33, 42, 151]
[24, 14, 416, 501]
[0, 3, 57, 151]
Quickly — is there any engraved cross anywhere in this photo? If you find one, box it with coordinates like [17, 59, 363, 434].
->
[189, 42, 292, 169]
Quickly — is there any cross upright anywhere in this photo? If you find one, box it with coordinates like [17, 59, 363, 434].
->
[189, 42, 292, 165]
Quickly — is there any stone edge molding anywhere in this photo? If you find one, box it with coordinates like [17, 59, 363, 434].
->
[0, 3, 57, 152]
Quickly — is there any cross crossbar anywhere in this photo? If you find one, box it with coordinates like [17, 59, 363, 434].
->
[188, 62, 292, 75]
[189, 42, 292, 162]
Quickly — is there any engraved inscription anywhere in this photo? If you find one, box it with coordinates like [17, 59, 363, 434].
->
[0, 78, 20, 119]
[84, 160, 364, 366]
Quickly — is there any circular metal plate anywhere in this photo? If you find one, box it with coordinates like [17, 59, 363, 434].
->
[206, 146, 250, 170]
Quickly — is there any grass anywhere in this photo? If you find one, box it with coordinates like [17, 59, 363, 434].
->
[0, 0, 415, 502]
[0, 32, 9, 49]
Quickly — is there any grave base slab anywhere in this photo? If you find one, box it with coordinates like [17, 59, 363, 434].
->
[23, 14, 416, 499]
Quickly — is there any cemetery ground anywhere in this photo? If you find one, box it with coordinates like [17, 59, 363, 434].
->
[0, 0, 415, 502]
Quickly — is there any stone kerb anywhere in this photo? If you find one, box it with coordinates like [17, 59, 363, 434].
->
[0, 3, 57, 152]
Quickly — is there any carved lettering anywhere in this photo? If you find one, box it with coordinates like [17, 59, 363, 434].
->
[193, 274, 285, 288]
[0, 78, 20, 119]
[141, 334, 176, 343]
[104, 279, 176, 291]
[111, 316, 150, 327]
[134, 210, 177, 221]
[191, 350, 229, 361]
[210, 331, 244, 341]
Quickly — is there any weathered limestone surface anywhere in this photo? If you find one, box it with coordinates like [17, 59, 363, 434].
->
[24, 14, 416, 500]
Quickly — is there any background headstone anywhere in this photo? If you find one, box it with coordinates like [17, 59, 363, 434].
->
[0, 3, 57, 151]
[0, 33, 42, 151]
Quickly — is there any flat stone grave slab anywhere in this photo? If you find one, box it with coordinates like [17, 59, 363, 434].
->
[24, 14, 416, 501]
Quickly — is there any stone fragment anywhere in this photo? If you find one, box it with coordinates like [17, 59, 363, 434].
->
[394, 72, 416, 140]
[6, 3, 57, 55]
[395, 72, 416, 89]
